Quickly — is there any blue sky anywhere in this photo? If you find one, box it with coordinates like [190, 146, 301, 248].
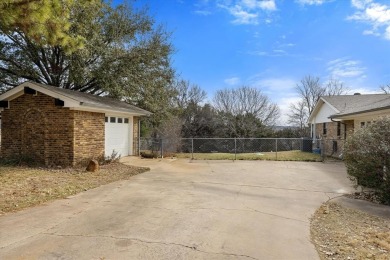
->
[129, 0, 390, 124]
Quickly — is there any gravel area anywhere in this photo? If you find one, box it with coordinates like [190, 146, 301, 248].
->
[311, 201, 390, 260]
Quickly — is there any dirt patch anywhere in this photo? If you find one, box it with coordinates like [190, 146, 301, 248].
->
[0, 163, 149, 215]
[311, 202, 390, 260]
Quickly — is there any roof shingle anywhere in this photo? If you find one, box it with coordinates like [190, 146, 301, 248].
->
[322, 94, 390, 118]
[29, 82, 151, 115]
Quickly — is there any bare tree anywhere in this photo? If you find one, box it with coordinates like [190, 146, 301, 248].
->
[172, 79, 207, 111]
[213, 86, 279, 137]
[380, 84, 390, 94]
[214, 86, 279, 124]
[287, 101, 308, 131]
[288, 75, 348, 134]
[324, 78, 348, 96]
[156, 116, 183, 155]
[295, 75, 324, 115]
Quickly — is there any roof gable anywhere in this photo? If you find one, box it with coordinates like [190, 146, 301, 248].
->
[0, 82, 151, 116]
[309, 93, 390, 121]
[308, 98, 339, 123]
[322, 94, 390, 118]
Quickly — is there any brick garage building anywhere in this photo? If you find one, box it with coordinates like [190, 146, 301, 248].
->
[0, 82, 150, 166]
[308, 93, 390, 157]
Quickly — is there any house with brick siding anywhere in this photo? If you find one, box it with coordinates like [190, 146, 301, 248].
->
[0, 81, 151, 166]
[308, 93, 390, 157]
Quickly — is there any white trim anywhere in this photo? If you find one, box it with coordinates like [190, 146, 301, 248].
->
[308, 97, 339, 123]
[0, 82, 149, 116]
[0, 82, 80, 107]
[70, 106, 146, 117]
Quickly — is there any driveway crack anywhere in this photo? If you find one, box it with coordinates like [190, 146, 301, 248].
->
[244, 206, 308, 223]
[41, 233, 259, 260]
[149, 179, 348, 195]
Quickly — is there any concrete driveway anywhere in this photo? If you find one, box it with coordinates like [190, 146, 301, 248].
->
[0, 158, 354, 260]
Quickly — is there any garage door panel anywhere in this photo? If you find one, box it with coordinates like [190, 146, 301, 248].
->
[105, 116, 130, 157]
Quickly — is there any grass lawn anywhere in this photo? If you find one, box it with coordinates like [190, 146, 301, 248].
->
[176, 150, 322, 161]
[0, 163, 149, 215]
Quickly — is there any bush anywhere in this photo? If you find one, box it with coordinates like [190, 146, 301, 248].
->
[140, 151, 159, 158]
[98, 150, 121, 165]
[344, 117, 390, 204]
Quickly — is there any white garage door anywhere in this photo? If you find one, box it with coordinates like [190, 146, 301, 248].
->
[105, 116, 131, 157]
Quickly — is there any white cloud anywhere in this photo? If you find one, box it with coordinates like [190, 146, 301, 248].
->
[327, 58, 366, 78]
[347, 87, 382, 94]
[351, 0, 373, 10]
[348, 0, 390, 40]
[362, 29, 380, 35]
[385, 25, 390, 39]
[217, 0, 277, 25]
[295, 0, 333, 5]
[224, 77, 241, 85]
[240, 0, 277, 10]
[241, 75, 298, 125]
[251, 77, 297, 91]
[276, 96, 302, 125]
[194, 10, 212, 15]
[226, 5, 259, 24]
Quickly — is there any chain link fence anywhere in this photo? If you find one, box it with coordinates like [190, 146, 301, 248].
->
[140, 137, 326, 161]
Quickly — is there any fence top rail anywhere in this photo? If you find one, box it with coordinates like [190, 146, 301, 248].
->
[141, 137, 311, 140]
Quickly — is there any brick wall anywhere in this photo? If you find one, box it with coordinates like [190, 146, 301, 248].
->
[132, 116, 139, 156]
[315, 120, 355, 157]
[72, 110, 104, 165]
[1, 92, 74, 166]
[1, 91, 105, 166]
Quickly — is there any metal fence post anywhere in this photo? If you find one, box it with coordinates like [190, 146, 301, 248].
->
[191, 138, 194, 160]
[275, 139, 278, 161]
[138, 119, 141, 156]
[160, 138, 163, 158]
[234, 138, 237, 161]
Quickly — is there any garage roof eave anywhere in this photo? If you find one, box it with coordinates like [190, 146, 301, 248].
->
[0, 81, 152, 116]
[70, 104, 151, 117]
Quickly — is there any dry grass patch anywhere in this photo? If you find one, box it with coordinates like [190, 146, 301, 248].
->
[0, 163, 149, 215]
[176, 150, 322, 161]
[311, 202, 390, 260]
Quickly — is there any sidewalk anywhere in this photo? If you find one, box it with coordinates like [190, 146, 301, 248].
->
[333, 196, 390, 219]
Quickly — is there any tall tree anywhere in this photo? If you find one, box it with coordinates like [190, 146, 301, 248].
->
[213, 86, 279, 137]
[172, 79, 207, 113]
[0, 0, 100, 51]
[287, 100, 310, 136]
[0, 2, 175, 127]
[295, 75, 323, 116]
[180, 103, 218, 138]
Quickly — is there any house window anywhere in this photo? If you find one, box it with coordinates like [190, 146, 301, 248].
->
[124, 118, 129, 124]
[361, 122, 365, 128]
[337, 122, 341, 136]
[118, 118, 123, 123]
[105, 117, 108, 123]
[323, 123, 327, 135]
[110, 117, 116, 123]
